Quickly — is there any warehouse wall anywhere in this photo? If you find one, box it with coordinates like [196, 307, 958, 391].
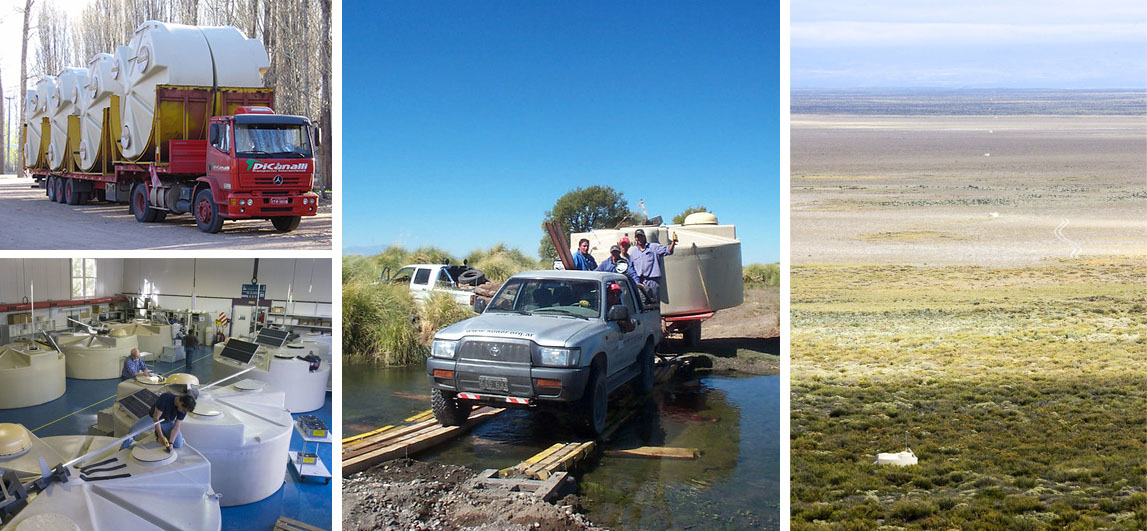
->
[120, 258, 333, 324]
[0, 258, 124, 304]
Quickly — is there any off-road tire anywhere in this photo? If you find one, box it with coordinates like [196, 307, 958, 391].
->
[431, 388, 472, 426]
[575, 368, 608, 437]
[270, 216, 301, 232]
[132, 184, 158, 222]
[194, 189, 224, 233]
[635, 339, 656, 394]
[457, 268, 487, 286]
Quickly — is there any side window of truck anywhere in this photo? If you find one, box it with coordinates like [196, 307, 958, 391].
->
[616, 280, 638, 315]
[413, 268, 431, 286]
[435, 270, 453, 288]
[210, 124, 222, 151]
[390, 267, 414, 284]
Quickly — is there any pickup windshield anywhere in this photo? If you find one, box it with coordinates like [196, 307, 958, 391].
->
[235, 124, 312, 158]
[487, 278, 601, 318]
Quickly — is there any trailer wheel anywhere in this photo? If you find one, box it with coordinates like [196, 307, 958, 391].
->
[431, 388, 471, 426]
[194, 189, 224, 233]
[54, 177, 67, 203]
[46, 176, 55, 201]
[683, 321, 701, 348]
[132, 184, 158, 222]
[270, 216, 301, 233]
[65, 179, 82, 205]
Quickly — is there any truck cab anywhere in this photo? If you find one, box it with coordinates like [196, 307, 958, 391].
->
[427, 270, 661, 436]
[196, 106, 319, 232]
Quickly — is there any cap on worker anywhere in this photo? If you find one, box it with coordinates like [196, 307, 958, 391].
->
[619, 237, 630, 247]
[634, 229, 645, 236]
[610, 245, 621, 252]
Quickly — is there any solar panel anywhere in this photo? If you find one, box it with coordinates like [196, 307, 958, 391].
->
[118, 389, 159, 420]
[255, 327, 290, 348]
[220, 339, 260, 365]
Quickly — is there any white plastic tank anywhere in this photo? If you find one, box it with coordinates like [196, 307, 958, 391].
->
[53, 330, 140, 380]
[572, 215, 744, 315]
[0, 340, 65, 409]
[0, 424, 221, 530]
[118, 21, 269, 161]
[212, 338, 330, 413]
[46, 67, 88, 170]
[23, 78, 57, 169]
[109, 320, 174, 355]
[110, 379, 292, 506]
[76, 53, 125, 171]
[875, 449, 918, 466]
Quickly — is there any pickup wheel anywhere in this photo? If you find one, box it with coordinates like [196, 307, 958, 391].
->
[575, 368, 608, 437]
[635, 340, 656, 394]
[132, 184, 158, 222]
[194, 189, 224, 233]
[431, 388, 471, 426]
[270, 216, 301, 232]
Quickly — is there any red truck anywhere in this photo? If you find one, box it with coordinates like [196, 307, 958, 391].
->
[28, 86, 320, 233]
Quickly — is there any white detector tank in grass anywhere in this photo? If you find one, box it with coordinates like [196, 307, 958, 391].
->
[118, 21, 268, 161]
[76, 53, 125, 171]
[23, 78, 57, 169]
[572, 214, 743, 315]
[109, 320, 174, 355]
[46, 68, 88, 170]
[0, 340, 65, 409]
[0, 424, 221, 530]
[53, 330, 139, 380]
[110, 380, 291, 507]
[212, 338, 330, 413]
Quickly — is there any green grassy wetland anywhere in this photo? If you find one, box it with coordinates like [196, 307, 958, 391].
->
[791, 258, 1146, 529]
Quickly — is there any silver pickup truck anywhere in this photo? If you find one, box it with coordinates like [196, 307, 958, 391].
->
[426, 270, 661, 436]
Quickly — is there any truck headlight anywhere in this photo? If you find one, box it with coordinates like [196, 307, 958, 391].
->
[431, 339, 457, 359]
[538, 347, 580, 367]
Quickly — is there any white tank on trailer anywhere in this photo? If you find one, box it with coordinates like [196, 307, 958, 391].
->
[212, 336, 330, 413]
[118, 21, 269, 161]
[23, 77, 57, 169]
[52, 329, 140, 380]
[110, 378, 292, 507]
[76, 53, 125, 171]
[0, 424, 221, 530]
[0, 340, 65, 410]
[46, 67, 89, 170]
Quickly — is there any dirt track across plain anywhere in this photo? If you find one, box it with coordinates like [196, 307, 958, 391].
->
[0, 175, 332, 250]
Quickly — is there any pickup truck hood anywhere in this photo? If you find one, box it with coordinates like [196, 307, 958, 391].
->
[437, 314, 598, 346]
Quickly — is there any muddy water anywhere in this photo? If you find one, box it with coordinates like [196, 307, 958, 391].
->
[343, 365, 779, 529]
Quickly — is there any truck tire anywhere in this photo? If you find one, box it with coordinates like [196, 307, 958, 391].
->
[194, 189, 224, 233]
[132, 184, 158, 222]
[575, 368, 608, 437]
[683, 321, 701, 348]
[46, 176, 56, 201]
[431, 388, 472, 426]
[457, 268, 488, 286]
[635, 339, 656, 394]
[270, 216, 301, 232]
[65, 179, 82, 205]
[54, 177, 67, 203]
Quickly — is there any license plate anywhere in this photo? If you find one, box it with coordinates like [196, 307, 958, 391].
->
[479, 376, 509, 392]
[270, 198, 289, 205]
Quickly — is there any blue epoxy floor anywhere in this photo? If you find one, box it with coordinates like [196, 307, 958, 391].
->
[0, 346, 332, 530]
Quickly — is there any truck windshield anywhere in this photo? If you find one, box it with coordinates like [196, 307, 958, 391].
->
[235, 124, 312, 158]
[487, 278, 601, 318]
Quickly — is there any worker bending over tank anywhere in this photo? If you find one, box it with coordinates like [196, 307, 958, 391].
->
[122, 392, 196, 450]
[121, 348, 151, 380]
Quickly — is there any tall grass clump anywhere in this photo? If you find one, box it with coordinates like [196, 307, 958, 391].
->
[466, 243, 541, 282]
[420, 291, 475, 342]
[744, 263, 780, 286]
[343, 280, 425, 365]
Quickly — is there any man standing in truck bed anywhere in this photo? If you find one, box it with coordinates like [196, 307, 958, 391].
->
[629, 228, 676, 301]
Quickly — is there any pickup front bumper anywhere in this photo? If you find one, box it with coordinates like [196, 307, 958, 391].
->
[219, 192, 319, 219]
[427, 357, 592, 405]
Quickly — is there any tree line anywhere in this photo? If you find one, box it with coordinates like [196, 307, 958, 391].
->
[6, 0, 331, 194]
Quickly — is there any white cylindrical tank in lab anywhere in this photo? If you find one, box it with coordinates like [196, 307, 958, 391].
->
[0, 340, 65, 409]
[54, 330, 140, 380]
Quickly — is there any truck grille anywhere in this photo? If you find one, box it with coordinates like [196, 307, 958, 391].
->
[252, 175, 307, 187]
[457, 340, 531, 364]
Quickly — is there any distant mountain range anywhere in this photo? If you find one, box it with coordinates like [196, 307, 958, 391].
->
[791, 88, 1147, 116]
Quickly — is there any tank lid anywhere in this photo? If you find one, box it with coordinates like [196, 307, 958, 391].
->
[0, 423, 32, 457]
[110, 328, 130, 337]
[166, 373, 199, 386]
[14, 513, 81, 531]
[683, 212, 718, 225]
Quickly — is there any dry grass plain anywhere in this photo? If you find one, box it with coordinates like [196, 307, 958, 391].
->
[791, 111, 1146, 529]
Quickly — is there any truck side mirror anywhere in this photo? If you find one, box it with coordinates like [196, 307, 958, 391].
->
[607, 305, 630, 322]
[312, 125, 321, 147]
[473, 298, 487, 313]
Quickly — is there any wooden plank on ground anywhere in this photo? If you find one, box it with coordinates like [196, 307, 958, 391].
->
[341, 424, 394, 445]
[274, 516, 327, 531]
[342, 407, 504, 476]
[604, 446, 700, 460]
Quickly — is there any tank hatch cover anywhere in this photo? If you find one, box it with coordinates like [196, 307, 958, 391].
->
[0, 423, 32, 457]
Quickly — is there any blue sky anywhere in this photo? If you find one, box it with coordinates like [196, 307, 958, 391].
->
[793, 0, 1147, 88]
[342, 1, 780, 263]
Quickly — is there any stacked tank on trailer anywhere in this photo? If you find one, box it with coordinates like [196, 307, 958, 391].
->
[22, 21, 320, 234]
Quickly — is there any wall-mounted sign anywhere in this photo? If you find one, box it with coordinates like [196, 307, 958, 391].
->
[241, 284, 266, 299]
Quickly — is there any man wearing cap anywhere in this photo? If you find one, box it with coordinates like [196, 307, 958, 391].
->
[596, 244, 639, 284]
[628, 228, 676, 301]
[571, 238, 598, 271]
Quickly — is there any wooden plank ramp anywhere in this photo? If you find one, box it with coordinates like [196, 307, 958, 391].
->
[342, 407, 504, 476]
[604, 446, 700, 459]
[274, 516, 326, 531]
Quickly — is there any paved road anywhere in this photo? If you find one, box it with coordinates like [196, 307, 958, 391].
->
[0, 175, 332, 250]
